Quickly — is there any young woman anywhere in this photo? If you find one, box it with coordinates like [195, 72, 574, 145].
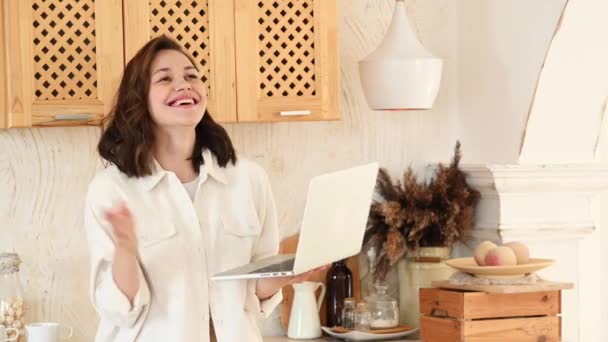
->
[84, 36, 321, 342]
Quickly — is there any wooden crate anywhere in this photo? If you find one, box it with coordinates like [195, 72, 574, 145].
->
[419, 288, 561, 342]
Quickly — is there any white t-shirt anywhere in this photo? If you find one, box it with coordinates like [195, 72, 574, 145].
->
[182, 176, 199, 201]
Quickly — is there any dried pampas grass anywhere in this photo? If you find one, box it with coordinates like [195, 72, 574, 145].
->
[364, 142, 480, 280]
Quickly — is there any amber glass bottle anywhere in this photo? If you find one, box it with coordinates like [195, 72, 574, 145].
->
[325, 259, 353, 327]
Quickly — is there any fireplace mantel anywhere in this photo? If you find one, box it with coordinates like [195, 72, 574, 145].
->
[457, 163, 608, 342]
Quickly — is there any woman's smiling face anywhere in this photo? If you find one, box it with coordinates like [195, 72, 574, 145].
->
[147, 49, 207, 128]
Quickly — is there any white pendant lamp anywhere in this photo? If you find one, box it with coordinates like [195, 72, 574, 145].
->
[359, 0, 443, 110]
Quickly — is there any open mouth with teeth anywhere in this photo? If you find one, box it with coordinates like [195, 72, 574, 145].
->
[167, 97, 199, 107]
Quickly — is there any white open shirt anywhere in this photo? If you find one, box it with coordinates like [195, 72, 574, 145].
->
[84, 149, 283, 342]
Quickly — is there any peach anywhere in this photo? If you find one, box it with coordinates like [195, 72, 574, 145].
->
[474, 241, 497, 266]
[484, 246, 517, 266]
[504, 241, 530, 264]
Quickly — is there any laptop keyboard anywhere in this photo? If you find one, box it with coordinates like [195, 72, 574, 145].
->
[249, 258, 295, 274]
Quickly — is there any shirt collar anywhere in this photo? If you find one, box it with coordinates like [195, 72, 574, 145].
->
[201, 149, 228, 185]
[139, 149, 228, 191]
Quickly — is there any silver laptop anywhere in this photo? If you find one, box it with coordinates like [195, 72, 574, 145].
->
[212, 162, 379, 281]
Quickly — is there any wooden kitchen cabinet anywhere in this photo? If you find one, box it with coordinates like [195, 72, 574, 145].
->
[1, 0, 339, 128]
[2, 0, 124, 127]
[124, 0, 237, 123]
[234, 0, 339, 122]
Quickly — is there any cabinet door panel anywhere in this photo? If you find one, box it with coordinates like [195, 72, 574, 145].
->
[5, 0, 123, 127]
[235, 0, 339, 122]
[124, 0, 237, 123]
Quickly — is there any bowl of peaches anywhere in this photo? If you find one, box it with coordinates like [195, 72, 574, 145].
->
[446, 241, 554, 279]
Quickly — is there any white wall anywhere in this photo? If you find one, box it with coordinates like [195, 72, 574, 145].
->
[519, 0, 608, 164]
[457, 0, 567, 164]
[598, 130, 608, 342]
[598, 92, 608, 342]
[598, 196, 608, 341]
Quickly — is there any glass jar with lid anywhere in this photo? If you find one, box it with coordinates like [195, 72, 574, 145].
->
[367, 283, 399, 329]
[354, 302, 371, 331]
[0, 253, 26, 342]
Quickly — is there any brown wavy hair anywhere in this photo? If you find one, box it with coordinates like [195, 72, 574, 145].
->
[98, 35, 237, 178]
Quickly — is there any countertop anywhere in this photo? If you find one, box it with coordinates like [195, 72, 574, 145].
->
[264, 336, 420, 342]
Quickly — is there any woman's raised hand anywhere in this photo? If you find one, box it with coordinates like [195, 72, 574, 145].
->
[105, 202, 138, 255]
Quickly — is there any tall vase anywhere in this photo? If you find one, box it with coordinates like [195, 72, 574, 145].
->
[397, 247, 454, 327]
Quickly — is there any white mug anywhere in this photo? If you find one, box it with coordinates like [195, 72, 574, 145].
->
[25, 323, 73, 342]
[0, 325, 19, 342]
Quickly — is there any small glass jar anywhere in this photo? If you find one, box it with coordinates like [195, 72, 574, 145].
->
[354, 302, 371, 331]
[341, 297, 356, 329]
[368, 283, 399, 329]
[0, 253, 26, 342]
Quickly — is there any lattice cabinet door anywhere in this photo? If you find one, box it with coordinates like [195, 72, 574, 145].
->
[235, 0, 339, 122]
[3, 0, 124, 127]
[124, 0, 237, 123]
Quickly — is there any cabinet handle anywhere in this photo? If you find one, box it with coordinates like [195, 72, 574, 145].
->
[53, 114, 92, 121]
[279, 110, 312, 116]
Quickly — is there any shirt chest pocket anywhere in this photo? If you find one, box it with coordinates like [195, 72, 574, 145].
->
[218, 207, 261, 268]
[136, 214, 177, 248]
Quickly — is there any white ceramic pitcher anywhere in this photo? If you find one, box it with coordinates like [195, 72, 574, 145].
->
[287, 281, 326, 339]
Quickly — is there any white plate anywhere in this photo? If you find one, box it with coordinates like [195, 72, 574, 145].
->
[321, 326, 419, 341]
[446, 257, 555, 279]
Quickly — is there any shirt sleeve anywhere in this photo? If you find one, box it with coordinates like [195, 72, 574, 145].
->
[244, 166, 283, 318]
[84, 178, 151, 328]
